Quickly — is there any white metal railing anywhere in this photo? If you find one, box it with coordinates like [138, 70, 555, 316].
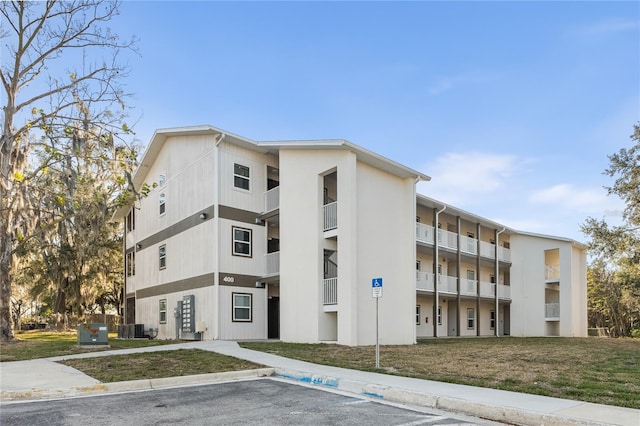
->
[265, 251, 280, 276]
[499, 246, 511, 262]
[479, 241, 496, 259]
[323, 202, 337, 232]
[480, 281, 495, 297]
[323, 278, 338, 305]
[264, 186, 280, 212]
[416, 222, 434, 244]
[415, 222, 509, 263]
[545, 303, 560, 319]
[545, 264, 560, 282]
[439, 275, 458, 293]
[461, 279, 477, 296]
[478, 241, 511, 262]
[498, 284, 511, 299]
[460, 235, 478, 255]
[438, 229, 458, 250]
[416, 272, 435, 291]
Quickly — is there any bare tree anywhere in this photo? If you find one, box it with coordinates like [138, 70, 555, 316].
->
[1, 1, 136, 341]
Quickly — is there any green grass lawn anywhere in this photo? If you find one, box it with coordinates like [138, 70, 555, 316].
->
[3, 332, 638, 409]
[241, 337, 640, 409]
[60, 349, 264, 382]
[0, 331, 180, 361]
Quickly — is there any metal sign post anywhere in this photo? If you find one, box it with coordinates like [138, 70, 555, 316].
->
[372, 278, 383, 369]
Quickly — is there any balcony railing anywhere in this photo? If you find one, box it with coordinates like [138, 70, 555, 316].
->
[545, 303, 560, 319]
[416, 272, 435, 291]
[461, 279, 477, 296]
[323, 277, 337, 305]
[439, 229, 458, 250]
[416, 222, 434, 244]
[480, 281, 495, 297]
[479, 241, 495, 259]
[265, 251, 280, 276]
[416, 276, 509, 299]
[323, 202, 337, 232]
[498, 284, 511, 299]
[416, 222, 510, 261]
[264, 186, 280, 213]
[545, 264, 560, 282]
[460, 235, 478, 255]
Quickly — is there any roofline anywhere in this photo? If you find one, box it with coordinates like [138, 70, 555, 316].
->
[512, 230, 587, 249]
[416, 193, 513, 233]
[258, 139, 430, 182]
[113, 125, 430, 221]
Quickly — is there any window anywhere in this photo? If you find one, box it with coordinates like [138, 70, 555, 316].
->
[126, 251, 135, 277]
[416, 305, 420, 325]
[232, 226, 252, 257]
[232, 293, 252, 322]
[437, 306, 442, 325]
[126, 209, 135, 232]
[416, 260, 421, 271]
[467, 308, 475, 329]
[159, 299, 167, 324]
[416, 216, 421, 223]
[159, 173, 166, 188]
[490, 274, 496, 284]
[490, 310, 496, 330]
[234, 163, 250, 190]
[159, 192, 166, 215]
[467, 270, 475, 280]
[159, 244, 166, 269]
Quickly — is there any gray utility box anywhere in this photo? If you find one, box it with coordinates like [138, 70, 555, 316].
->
[78, 323, 108, 345]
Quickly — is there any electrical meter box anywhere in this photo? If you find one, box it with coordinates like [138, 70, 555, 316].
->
[78, 323, 108, 345]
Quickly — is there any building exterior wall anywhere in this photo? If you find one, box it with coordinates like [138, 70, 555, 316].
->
[354, 162, 416, 345]
[120, 126, 588, 345]
[509, 234, 587, 337]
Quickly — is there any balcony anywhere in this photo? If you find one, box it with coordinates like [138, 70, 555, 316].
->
[545, 264, 560, 283]
[416, 275, 510, 299]
[416, 222, 434, 244]
[264, 186, 279, 213]
[460, 279, 477, 296]
[460, 235, 478, 256]
[264, 251, 279, 276]
[323, 277, 337, 305]
[479, 281, 495, 298]
[545, 303, 560, 320]
[416, 271, 434, 291]
[323, 202, 337, 232]
[498, 284, 511, 299]
[416, 223, 511, 262]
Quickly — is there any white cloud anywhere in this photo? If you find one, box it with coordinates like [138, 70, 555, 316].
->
[570, 18, 639, 36]
[529, 183, 624, 215]
[418, 152, 529, 205]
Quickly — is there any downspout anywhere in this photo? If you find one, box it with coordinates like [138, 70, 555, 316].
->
[433, 205, 446, 338]
[495, 227, 505, 337]
[413, 177, 420, 345]
[213, 132, 225, 340]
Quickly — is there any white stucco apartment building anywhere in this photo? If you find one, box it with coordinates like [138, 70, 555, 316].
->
[114, 125, 587, 345]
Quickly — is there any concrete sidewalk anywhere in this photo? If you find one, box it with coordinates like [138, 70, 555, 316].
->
[1, 340, 639, 426]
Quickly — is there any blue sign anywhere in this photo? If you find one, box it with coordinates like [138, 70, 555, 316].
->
[372, 278, 383, 288]
[372, 278, 383, 298]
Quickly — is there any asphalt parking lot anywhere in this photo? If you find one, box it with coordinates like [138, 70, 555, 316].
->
[0, 378, 499, 425]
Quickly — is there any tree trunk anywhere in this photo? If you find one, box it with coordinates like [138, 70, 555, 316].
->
[0, 220, 14, 341]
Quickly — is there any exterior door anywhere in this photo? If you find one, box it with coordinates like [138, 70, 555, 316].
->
[268, 297, 280, 339]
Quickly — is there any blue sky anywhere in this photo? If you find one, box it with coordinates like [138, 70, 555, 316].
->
[113, 1, 639, 242]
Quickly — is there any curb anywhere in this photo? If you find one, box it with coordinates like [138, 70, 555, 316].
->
[0, 368, 275, 403]
[274, 368, 627, 426]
